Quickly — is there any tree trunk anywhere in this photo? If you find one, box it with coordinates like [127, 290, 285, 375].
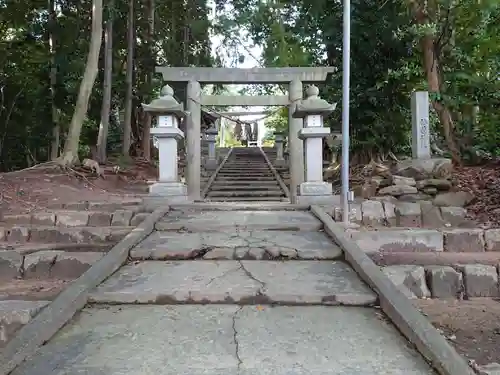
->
[48, 0, 59, 160]
[411, 0, 461, 165]
[420, 35, 461, 165]
[96, 0, 114, 164]
[122, 0, 134, 156]
[58, 0, 103, 165]
[140, 0, 155, 161]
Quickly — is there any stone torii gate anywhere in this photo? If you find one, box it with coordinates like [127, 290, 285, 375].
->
[155, 67, 334, 201]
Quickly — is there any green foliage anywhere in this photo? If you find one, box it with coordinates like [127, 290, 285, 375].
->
[2, 0, 499, 171]
[214, 0, 500, 162]
[0, 0, 214, 171]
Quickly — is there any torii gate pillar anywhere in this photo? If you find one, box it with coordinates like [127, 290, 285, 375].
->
[288, 79, 304, 203]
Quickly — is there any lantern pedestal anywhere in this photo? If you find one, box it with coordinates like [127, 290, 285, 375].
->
[274, 133, 287, 167]
[292, 85, 340, 205]
[204, 127, 218, 171]
[141, 85, 189, 205]
[147, 127, 188, 202]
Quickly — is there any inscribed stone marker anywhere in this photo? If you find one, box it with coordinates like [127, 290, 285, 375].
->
[411, 91, 431, 159]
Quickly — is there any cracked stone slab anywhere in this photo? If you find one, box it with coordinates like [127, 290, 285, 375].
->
[10, 305, 434, 375]
[155, 210, 322, 232]
[89, 261, 376, 306]
[130, 230, 342, 260]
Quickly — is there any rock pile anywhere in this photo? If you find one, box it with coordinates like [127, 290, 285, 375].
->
[359, 158, 474, 207]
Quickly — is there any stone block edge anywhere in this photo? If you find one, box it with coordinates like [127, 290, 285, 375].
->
[0, 206, 170, 375]
[311, 205, 475, 375]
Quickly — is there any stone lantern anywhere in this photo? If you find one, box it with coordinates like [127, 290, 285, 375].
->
[204, 126, 218, 170]
[292, 85, 338, 204]
[142, 85, 188, 202]
[274, 132, 286, 167]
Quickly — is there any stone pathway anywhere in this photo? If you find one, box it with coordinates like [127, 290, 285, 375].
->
[10, 206, 437, 374]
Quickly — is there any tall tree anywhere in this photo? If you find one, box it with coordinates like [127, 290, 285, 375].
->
[96, 0, 114, 163]
[140, 0, 155, 161]
[48, 0, 59, 160]
[122, 0, 134, 156]
[59, 0, 103, 165]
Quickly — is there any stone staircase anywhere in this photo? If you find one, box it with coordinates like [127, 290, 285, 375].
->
[5, 206, 442, 374]
[204, 147, 287, 202]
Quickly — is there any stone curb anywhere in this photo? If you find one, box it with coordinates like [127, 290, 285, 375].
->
[201, 148, 233, 199]
[259, 147, 290, 199]
[0, 206, 170, 375]
[311, 205, 475, 375]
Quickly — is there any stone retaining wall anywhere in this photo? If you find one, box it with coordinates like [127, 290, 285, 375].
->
[0, 250, 104, 281]
[331, 199, 476, 228]
[1, 210, 148, 231]
[348, 227, 500, 253]
[46, 198, 143, 210]
[0, 225, 132, 243]
[383, 264, 500, 299]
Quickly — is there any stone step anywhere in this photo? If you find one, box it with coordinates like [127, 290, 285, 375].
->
[215, 177, 276, 181]
[206, 190, 284, 198]
[223, 167, 269, 170]
[12, 304, 437, 374]
[219, 168, 274, 175]
[226, 158, 267, 161]
[220, 171, 272, 175]
[169, 202, 300, 211]
[227, 162, 266, 165]
[0, 226, 132, 243]
[225, 161, 267, 164]
[130, 230, 342, 260]
[222, 164, 269, 171]
[88, 260, 376, 306]
[217, 171, 275, 176]
[206, 197, 288, 202]
[210, 180, 280, 187]
[224, 160, 267, 163]
[1, 210, 148, 228]
[208, 185, 281, 192]
[155, 210, 322, 231]
[215, 176, 277, 181]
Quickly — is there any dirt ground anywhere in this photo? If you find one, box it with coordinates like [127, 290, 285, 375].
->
[454, 161, 500, 228]
[415, 298, 500, 366]
[0, 158, 156, 215]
